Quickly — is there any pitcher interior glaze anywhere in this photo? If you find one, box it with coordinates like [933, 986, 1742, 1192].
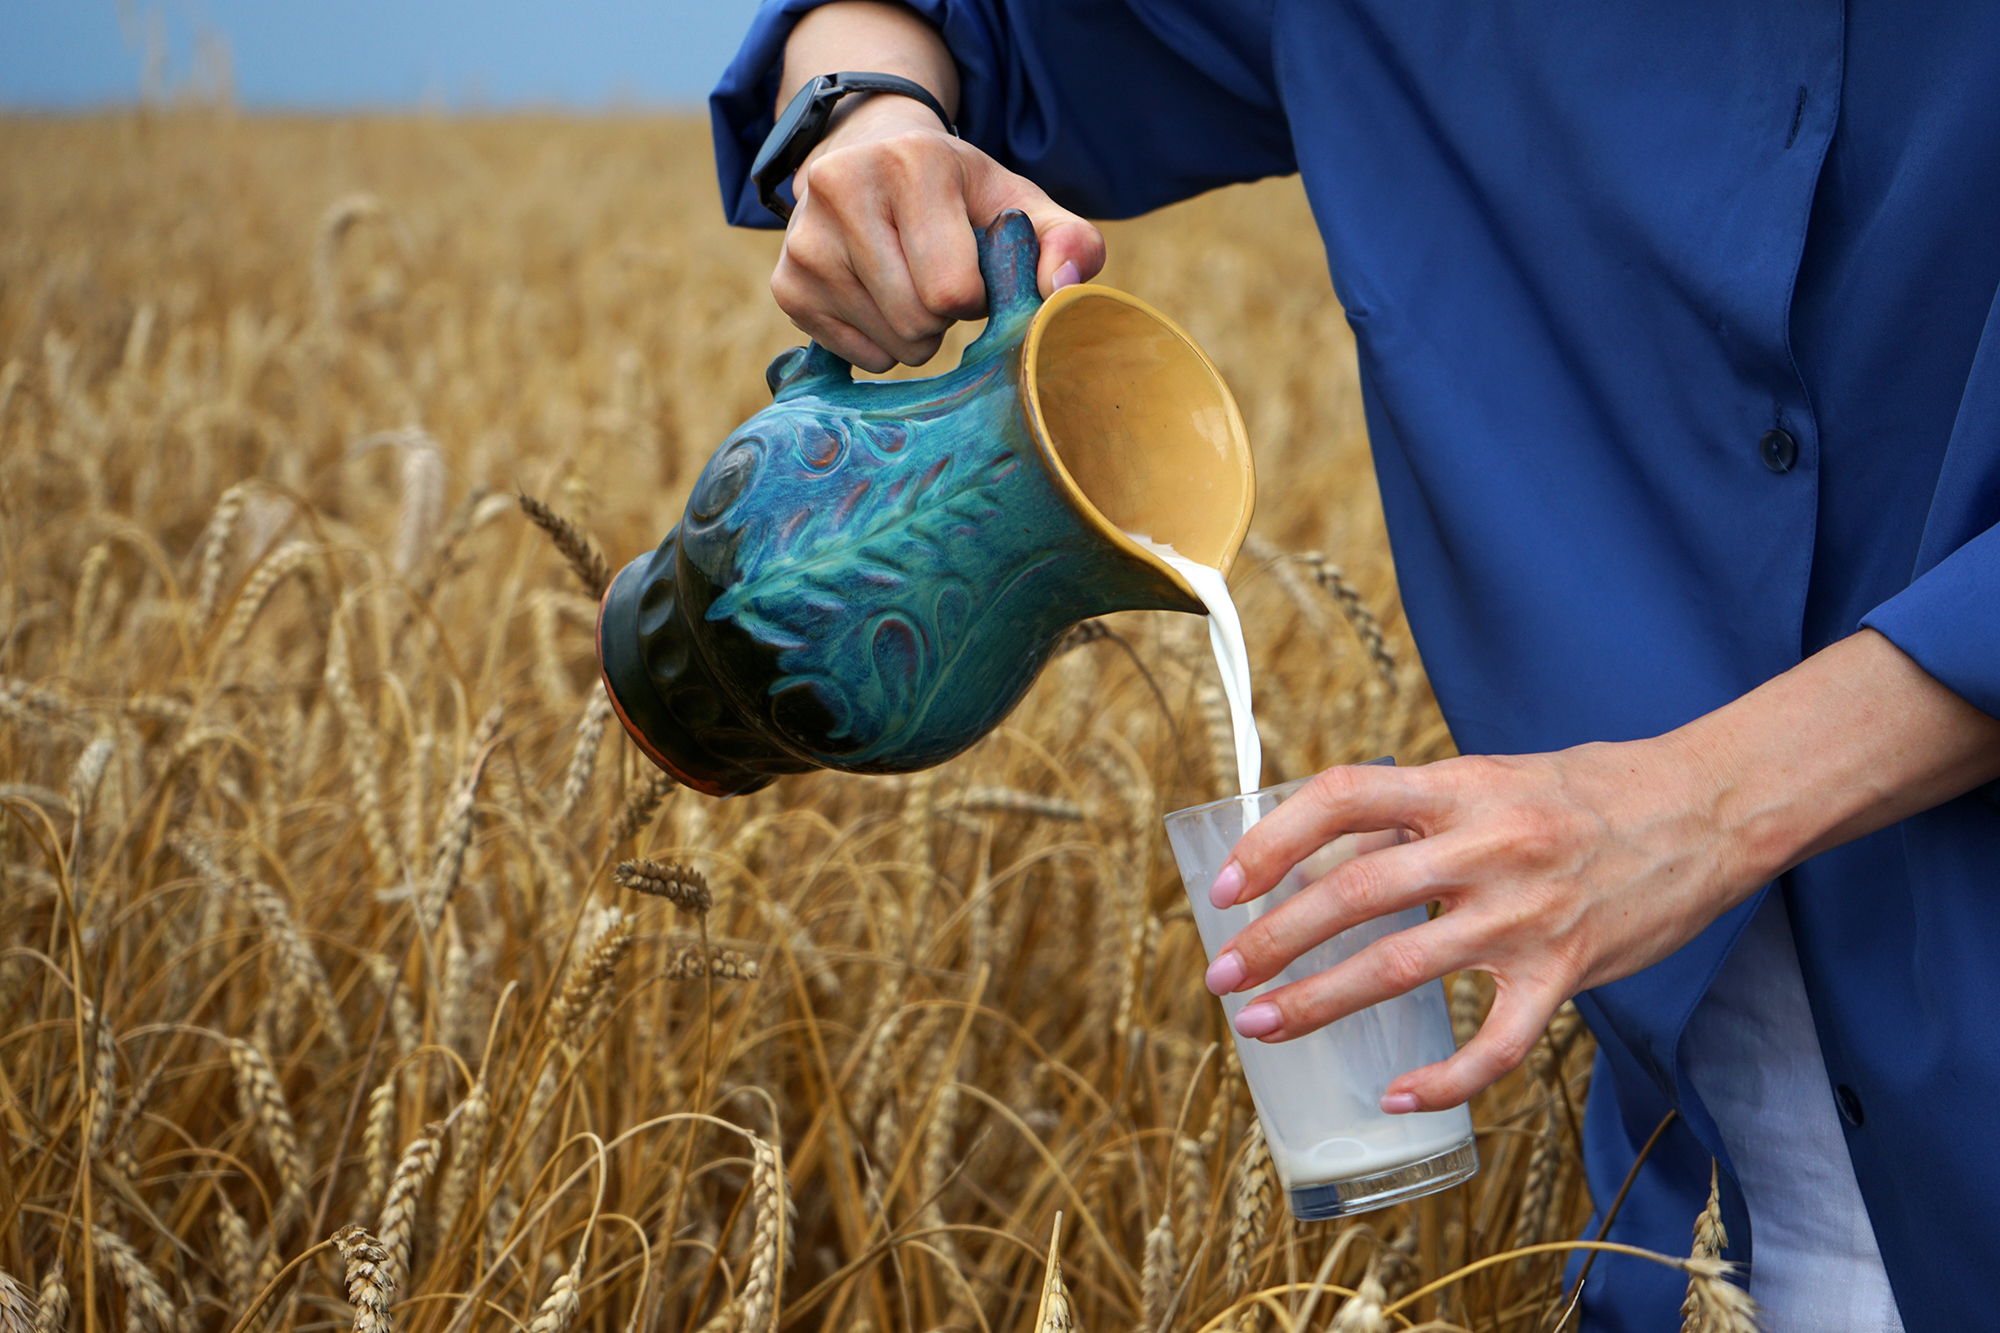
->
[597, 210, 1255, 795]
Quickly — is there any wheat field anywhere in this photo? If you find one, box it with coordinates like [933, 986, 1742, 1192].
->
[0, 113, 1740, 1333]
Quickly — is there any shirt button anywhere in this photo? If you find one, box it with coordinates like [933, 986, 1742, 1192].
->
[1760, 428, 1798, 474]
[1834, 1084, 1865, 1127]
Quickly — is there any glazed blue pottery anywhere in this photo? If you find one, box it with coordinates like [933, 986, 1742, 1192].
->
[597, 210, 1255, 796]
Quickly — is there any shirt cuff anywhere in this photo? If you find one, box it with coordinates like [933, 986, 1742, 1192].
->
[1859, 520, 2000, 721]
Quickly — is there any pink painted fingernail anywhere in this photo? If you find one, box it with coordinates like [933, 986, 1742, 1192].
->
[1209, 862, 1245, 909]
[1379, 1092, 1421, 1115]
[1234, 1002, 1281, 1038]
[1205, 950, 1246, 995]
[1052, 260, 1081, 290]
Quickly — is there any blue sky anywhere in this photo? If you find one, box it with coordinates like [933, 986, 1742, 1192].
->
[4, 0, 768, 110]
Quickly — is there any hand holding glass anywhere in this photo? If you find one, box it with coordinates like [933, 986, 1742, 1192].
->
[1165, 773, 1477, 1218]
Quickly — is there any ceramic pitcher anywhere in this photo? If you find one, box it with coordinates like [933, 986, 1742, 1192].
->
[596, 210, 1254, 796]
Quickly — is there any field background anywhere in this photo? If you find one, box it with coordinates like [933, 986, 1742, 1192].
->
[0, 113, 1712, 1333]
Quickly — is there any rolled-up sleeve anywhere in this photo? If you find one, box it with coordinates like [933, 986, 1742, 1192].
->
[710, 0, 1296, 228]
[1859, 290, 2000, 721]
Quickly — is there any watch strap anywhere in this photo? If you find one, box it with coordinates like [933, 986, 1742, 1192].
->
[754, 71, 958, 222]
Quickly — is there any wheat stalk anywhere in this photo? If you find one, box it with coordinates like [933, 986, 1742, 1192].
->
[0, 1271, 36, 1333]
[243, 877, 349, 1051]
[214, 1195, 258, 1310]
[332, 1225, 397, 1333]
[1680, 1161, 1732, 1332]
[193, 480, 253, 624]
[219, 540, 320, 651]
[434, 1081, 489, 1239]
[31, 1258, 67, 1333]
[324, 604, 399, 883]
[1137, 1207, 1177, 1333]
[553, 687, 613, 821]
[376, 1122, 444, 1296]
[362, 1075, 400, 1216]
[613, 859, 711, 916]
[1680, 1257, 1760, 1333]
[90, 1225, 176, 1333]
[1033, 1214, 1075, 1333]
[605, 774, 676, 848]
[517, 494, 610, 601]
[548, 908, 633, 1055]
[419, 703, 502, 933]
[1328, 1260, 1388, 1333]
[1224, 1121, 1275, 1300]
[226, 1038, 311, 1232]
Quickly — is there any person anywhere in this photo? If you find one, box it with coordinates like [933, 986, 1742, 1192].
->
[710, 3, 2000, 1327]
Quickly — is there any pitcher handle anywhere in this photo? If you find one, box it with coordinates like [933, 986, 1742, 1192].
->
[965, 209, 1044, 361]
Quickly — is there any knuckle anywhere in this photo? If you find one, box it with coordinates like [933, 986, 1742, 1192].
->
[1334, 853, 1393, 913]
[1479, 1024, 1533, 1074]
[1373, 933, 1433, 993]
[917, 267, 984, 317]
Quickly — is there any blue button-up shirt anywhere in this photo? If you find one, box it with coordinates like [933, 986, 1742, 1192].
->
[713, 3, 2000, 1326]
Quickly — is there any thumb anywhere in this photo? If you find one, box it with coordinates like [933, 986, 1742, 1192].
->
[962, 158, 1106, 296]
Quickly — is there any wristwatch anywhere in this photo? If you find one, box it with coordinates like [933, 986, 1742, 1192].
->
[752, 71, 958, 222]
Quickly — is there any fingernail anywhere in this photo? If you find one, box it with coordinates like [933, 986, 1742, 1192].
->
[1052, 260, 1081, 290]
[1210, 862, 1245, 909]
[1379, 1092, 1421, 1115]
[1205, 950, 1246, 995]
[1234, 1002, 1281, 1039]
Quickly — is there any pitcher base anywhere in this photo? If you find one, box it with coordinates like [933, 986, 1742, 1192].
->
[1287, 1136, 1478, 1219]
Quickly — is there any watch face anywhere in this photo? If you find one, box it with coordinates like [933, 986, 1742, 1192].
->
[752, 74, 832, 183]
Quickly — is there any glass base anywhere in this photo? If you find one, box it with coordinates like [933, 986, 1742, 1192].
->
[1287, 1136, 1479, 1219]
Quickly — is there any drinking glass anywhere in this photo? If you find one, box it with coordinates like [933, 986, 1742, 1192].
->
[1164, 771, 1478, 1218]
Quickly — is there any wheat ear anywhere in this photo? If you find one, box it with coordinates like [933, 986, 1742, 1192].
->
[31, 1257, 68, 1333]
[1681, 1257, 1760, 1333]
[376, 1122, 444, 1296]
[227, 1039, 311, 1232]
[331, 1225, 396, 1333]
[1680, 1161, 1731, 1332]
[1224, 1121, 1275, 1300]
[613, 859, 711, 916]
[90, 1226, 176, 1333]
[517, 494, 610, 601]
[0, 1271, 36, 1333]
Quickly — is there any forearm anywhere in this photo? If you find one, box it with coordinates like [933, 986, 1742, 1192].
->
[781, 2, 960, 154]
[1671, 627, 2000, 883]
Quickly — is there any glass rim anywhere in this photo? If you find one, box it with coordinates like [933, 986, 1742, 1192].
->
[1161, 758, 1397, 826]
[1160, 774, 1317, 827]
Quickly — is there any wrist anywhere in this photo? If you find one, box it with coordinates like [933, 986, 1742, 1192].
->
[1659, 629, 2000, 888]
[805, 93, 957, 170]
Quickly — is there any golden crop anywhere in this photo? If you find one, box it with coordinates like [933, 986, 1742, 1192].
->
[0, 112, 1739, 1333]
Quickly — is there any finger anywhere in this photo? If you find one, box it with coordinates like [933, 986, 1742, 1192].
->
[889, 170, 986, 322]
[789, 204, 947, 368]
[1214, 764, 1443, 908]
[841, 222, 954, 364]
[771, 221, 910, 372]
[1379, 983, 1560, 1112]
[1206, 836, 1440, 994]
[1226, 911, 1470, 1041]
